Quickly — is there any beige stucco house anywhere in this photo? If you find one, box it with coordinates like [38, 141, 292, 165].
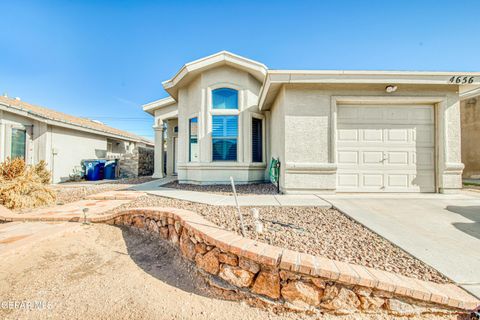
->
[460, 89, 480, 179]
[0, 96, 153, 183]
[144, 51, 480, 194]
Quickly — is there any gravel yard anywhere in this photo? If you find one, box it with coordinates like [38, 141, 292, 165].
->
[52, 177, 155, 205]
[162, 181, 278, 195]
[107, 194, 450, 284]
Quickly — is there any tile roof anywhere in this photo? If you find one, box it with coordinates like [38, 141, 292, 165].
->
[0, 96, 153, 145]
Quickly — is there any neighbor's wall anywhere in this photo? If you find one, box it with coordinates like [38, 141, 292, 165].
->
[461, 97, 480, 178]
[49, 125, 107, 183]
[177, 65, 267, 184]
[270, 83, 462, 194]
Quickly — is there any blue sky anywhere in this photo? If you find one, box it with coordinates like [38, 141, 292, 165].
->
[1, 0, 479, 140]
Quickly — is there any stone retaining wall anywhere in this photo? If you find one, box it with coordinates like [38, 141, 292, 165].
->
[96, 207, 478, 316]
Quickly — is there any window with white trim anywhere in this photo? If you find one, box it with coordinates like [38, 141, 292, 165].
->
[211, 88, 239, 161]
[11, 128, 26, 160]
[189, 117, 199, 162]
[212, 115, 238, 161]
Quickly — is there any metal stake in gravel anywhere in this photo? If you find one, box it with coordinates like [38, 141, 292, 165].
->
[82, 208, 89, 225]
[230, 177, 246, 237]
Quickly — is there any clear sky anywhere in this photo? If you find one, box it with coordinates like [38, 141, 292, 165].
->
[1, 0, 479, 140]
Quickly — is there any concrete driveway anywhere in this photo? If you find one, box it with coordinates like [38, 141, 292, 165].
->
[321, 191, 480, 298]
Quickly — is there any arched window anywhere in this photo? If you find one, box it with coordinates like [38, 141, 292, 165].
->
[212, 88, 238, 109]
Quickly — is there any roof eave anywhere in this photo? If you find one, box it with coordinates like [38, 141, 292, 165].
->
[162, 51, 268, 100]
[259, 71, 480, 110]
[0, 102, 149, 144]
[142, 96, 177, 115]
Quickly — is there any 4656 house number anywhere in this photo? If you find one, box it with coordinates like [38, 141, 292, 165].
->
[449, 76, 475, 84]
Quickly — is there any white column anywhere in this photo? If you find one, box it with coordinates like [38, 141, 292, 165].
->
[152, 122, 165, 178]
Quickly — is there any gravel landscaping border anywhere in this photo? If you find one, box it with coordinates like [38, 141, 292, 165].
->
[106, 194, 450, 284]
[162, 181, 278, 195]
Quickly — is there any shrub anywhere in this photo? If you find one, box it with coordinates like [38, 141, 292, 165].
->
[0, 158, 56, 210]
[0, 157, 26, 180]
[33, 160, 52, 184]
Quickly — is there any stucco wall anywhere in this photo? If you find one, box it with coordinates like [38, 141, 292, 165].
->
[461, 98, 480, 178]
[269, 86, 286, 189]
[50, 125, 107, 183]
[177, 65, 267, 184]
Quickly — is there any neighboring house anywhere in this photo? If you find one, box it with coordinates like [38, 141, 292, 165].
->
[460, 90, 480, 179]
[143, 51, 480, 194]
[0, 96, 153, 183]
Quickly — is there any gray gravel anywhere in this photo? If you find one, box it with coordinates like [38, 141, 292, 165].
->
[52, 177, 155, 205]
[162, 181, 278, 195]
[107, 194, 450, 284]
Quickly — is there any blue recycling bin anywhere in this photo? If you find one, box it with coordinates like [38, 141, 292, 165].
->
[84, 160, 105, 181]
[104, 160, 117, 180]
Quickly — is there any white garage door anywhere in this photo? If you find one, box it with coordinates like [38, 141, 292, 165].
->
[337, 104, 435, 192]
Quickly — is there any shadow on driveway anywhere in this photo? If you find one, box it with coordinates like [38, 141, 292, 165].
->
[446, 205, 480, 240]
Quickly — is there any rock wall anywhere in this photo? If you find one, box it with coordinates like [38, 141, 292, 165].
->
[98, 208, 478, 316]
[118, 147, 154, 178]
[138, 147, 154, 176]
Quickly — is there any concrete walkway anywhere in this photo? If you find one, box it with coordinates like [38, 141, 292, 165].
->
[130, 178, 332, 207]
[0, 221, 81, 256]
[0, 190, 144, 223]
[322, 191, 480, 298]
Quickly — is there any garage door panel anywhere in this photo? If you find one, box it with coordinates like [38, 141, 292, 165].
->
[387, 151, 409, 165]
[338, 128, 359, 141]
[337, 105, 435, 193]
[363, 151, 383, 164]
[414, 150, 435, 168]
[338, 107, 359, 120]
[338, 151, 358, 164]
[414, 126, 434, 145]
[363, 174, 383, 187]
[387, 108, 409, 121]
[363, 129, 383, 142]
[387, 174, 409, 188]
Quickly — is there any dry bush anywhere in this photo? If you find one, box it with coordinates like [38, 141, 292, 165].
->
[0, 157, 26, 180]
[0, 158, 56, 210]
[33, 160, 52, 184]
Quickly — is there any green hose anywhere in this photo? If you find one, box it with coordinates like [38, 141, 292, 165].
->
[269, 158, 280, 184]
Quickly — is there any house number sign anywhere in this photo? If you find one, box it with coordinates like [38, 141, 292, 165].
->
[449, 76, 475, 84]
